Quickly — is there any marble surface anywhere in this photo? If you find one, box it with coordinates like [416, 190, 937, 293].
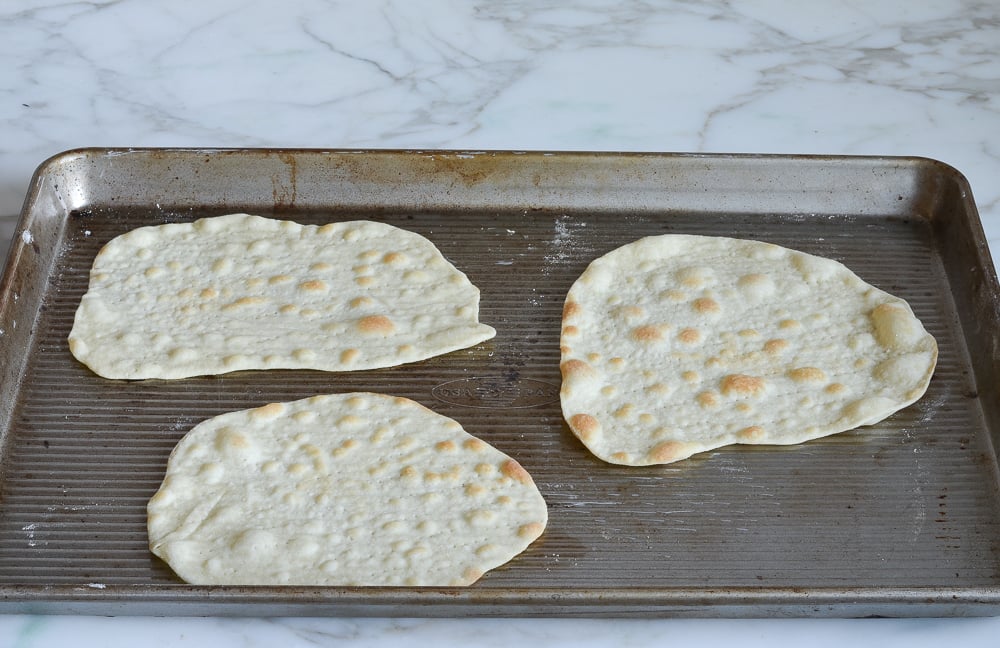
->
[2, 0, 1000, 645]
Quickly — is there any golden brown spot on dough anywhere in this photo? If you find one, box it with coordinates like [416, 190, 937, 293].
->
[737, 426, 765, 442]
[648, 441, 688, 463]
[788, 367, 827, 382]
[279, 304, 297, 314]
[399, 465, 418, 479]
[176, 287, 195, 299]
[460, 567, 484, 585]
[222, 353, 247, 367]
[404, 270, 428, 282]
[763, 338, 789, 354]
[462, 438, 486, 452]
[696, 391, 719, 408]
[662, 289, 686, 302]
[561, 359, 597, 379]
[144, 266, 163, 278]
[735, 402, 753, 413]
[613, 404, 635, 419]
[518, 522, 545, 539]
[292, 348, 316, 362]
[615, 305, 645, 319]
[407, 546, 431, 559]
[268, 274, 293, 285]
[825, 382, 846, 394]
[355, 276, 374, 287]
[705, 356, 723, 369]
[353, 265, 372, 275]
[682, 370, 699, 384]
[639, 413, 655, 424]
[245, 277, 265, 289]
[475, 462, 494, 476]
[222, 296, 266, 310]
[211, 258, 232, 273]
[739, 329, 759, 338]
[298, 279, 327, 292]
[869, 302, 923, 351]
[348, 296, 373, 309]
[779, 319, 800, 330]
[631, 324, 664, 343]
[720, 374, 766, 397]
[569, 413, 601, 441]
[343, 397, 366, 411]
[692, 297, 720, 314]
[382, 252, 406, 264]
[678, 327, 702, 344]
[340, 348, 360, 363]
[337, 415, 364, 428]
[251, 402, 286, 420]
[647, 382, 671, 395]
[563, 300, 582, 320]
[435, 440, 457, 453]
[562, 325, 580, 337]
[611, 452, 631, 462]
[501, 459, 532, 485]
[738, 273, 768, 287]
[309, 262, 333, 272]
[357, 315, 395, 335]
[586, 352, 602, 363]
[216, 427, 249, 449]
[609, 357, 626, 368]
[601, 385, 617, 396]
[200, 287, 218, 299]
[292, 410, 316, 423]
[465, 484, 486, 497]
[677, 268, 706, 288]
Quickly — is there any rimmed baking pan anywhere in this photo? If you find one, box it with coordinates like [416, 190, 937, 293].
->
[1, 149, 998, 617]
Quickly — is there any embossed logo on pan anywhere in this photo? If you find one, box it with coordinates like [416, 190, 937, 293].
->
[432, 377, 560, 409]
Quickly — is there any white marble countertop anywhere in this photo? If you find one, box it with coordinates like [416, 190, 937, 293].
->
[2, 1, 1000, 646]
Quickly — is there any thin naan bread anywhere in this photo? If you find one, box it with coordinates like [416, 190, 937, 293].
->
[147, 392, 547, 586]
[560, 234, 937, 465]
[69, 214, 496, 379]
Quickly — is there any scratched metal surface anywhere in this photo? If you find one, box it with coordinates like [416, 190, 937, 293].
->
[0, 149, 998, 617]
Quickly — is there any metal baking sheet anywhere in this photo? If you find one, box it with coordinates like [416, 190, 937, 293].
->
[1, 149, 999, 617]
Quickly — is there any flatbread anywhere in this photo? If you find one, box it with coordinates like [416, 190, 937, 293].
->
[559, 234, 938, 465]
[147, 392, 547, 586]
[69, 214, 496, 379]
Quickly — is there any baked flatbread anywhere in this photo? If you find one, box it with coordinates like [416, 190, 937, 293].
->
[560, 234, 937, 465]
[147, 393, 547, 586]
[69, 214, 496, 379]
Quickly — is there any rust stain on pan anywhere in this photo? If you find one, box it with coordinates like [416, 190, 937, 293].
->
[273, 152, 299, 211]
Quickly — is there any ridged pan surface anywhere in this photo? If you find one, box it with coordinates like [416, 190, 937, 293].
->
[0, 149, 998, 617]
